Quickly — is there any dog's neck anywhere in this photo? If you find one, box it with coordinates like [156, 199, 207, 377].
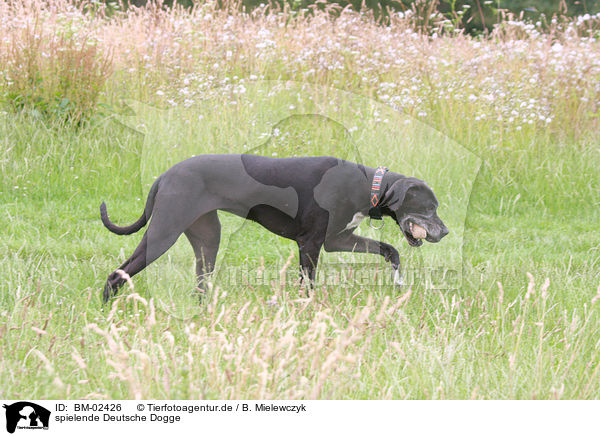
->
[367, 170, 405, 221]
[367, 166, 389, 221]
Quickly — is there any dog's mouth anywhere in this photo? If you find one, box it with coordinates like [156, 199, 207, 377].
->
[403, 222, 426, 247]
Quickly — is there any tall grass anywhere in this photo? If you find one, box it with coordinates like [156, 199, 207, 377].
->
[3, 257, 600, 399]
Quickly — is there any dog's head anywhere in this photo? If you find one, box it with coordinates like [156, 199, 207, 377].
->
[383, 177, 449, 247]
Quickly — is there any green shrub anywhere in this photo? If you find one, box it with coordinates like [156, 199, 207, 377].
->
[0, 1, 113, 125]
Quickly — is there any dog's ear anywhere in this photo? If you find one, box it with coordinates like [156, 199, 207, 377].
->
[382, 178, 423, 210]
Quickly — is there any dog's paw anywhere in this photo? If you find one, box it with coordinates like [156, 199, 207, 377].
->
[194, 286, 207, 302]
[102, 282, 115, 303]
[103, 270, 129, 303]
[392, 268, 403, 288]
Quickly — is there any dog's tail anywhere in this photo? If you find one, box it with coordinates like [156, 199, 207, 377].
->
[100, 178, 160, 235]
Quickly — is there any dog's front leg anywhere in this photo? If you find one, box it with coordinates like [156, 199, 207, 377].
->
[296, 238, 324, 291]
[184, 211, 221, 298]
[324, 233, 403, 287]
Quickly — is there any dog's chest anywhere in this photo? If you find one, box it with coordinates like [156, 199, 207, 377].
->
[343, 212, 366, 231]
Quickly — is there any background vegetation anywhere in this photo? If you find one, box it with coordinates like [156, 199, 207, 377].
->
[0, 0, 599, 399]
[122, 0, 600, 33]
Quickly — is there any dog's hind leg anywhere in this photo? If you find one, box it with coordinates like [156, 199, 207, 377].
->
[184, 211, 221, 295]
[103, 208, 198, 302]
[103, 232, 150, 302]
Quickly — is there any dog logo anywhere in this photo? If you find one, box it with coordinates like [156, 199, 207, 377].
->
[2, 402, 50, 433]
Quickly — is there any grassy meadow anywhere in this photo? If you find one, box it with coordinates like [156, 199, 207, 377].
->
[0, 1, 599, 399]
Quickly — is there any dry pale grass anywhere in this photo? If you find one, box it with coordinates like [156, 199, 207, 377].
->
[0, 0, 112, 123]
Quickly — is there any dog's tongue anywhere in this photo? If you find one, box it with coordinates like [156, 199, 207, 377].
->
[410, 223, 427, 239]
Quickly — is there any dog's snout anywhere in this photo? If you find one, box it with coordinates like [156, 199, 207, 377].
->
[427, 224, 449, 243]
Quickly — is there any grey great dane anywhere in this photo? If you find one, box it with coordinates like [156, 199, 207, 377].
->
[101, 154, 448, 301]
